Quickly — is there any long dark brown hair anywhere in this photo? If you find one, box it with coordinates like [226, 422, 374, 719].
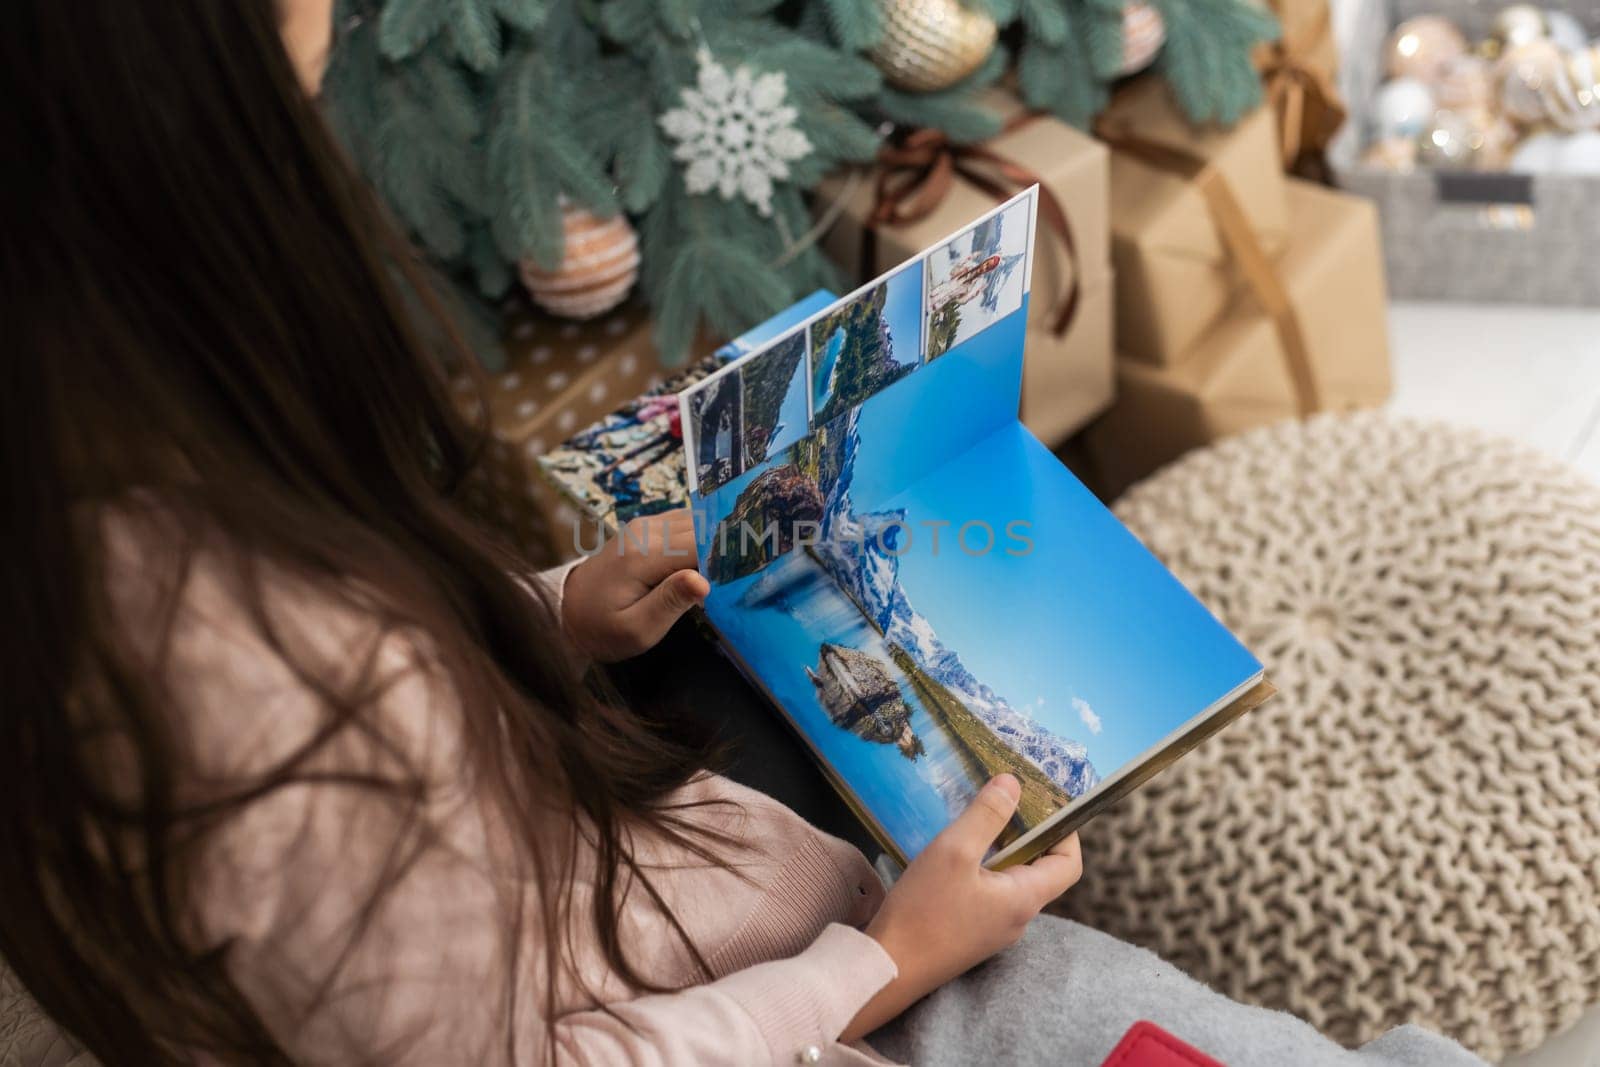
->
[1, 3, 726, 1062]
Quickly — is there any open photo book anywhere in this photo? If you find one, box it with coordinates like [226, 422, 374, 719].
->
[676, 187, 1273, 869]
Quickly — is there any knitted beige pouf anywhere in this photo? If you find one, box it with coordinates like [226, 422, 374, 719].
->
[1057, 412, 1600, 1062]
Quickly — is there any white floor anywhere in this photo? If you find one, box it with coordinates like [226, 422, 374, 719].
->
[1385, 301, 1600, 1067]
[1386, 302, 1600, 479]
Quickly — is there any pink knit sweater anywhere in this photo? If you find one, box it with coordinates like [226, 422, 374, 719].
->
[104, 520, 900, 1067]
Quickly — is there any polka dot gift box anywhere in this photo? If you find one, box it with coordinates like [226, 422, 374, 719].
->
[457, 298, 670, 559]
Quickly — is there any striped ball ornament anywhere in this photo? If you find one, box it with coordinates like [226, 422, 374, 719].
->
[1119, 1, 1166, 76]
[519, 205, 640, 320]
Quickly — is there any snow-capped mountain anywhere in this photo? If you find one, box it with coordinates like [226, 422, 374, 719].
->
[811, 412, 1101, 798]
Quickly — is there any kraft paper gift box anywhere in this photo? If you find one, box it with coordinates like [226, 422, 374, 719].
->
[1020, 275, 1114, 448]
[1100, 77, 1291, 367]
[457, 298, 670, 559]
[1085, 179, 1391, 496]
[1256, 0, 1347, 176]
[817, 93, 1114, 446]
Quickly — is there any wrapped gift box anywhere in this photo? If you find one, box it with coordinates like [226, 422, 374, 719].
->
[1020, 276, 1114, 448]
[458, 298, 671, 559]
[1255, 0, 1345, 175]
[535, 291, 839, 540]
[817, 92, 1114, 446]
[1086, 179, 1391, 495]
[1101, 77, 1291, 366]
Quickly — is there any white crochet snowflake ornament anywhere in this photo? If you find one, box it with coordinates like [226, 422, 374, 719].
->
[658, 49, 814, 217]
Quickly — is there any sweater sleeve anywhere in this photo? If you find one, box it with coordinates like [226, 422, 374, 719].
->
[148, 548, 896, 1067]
[191, 675, 898, 1066]
[550, 925, 897, 1065]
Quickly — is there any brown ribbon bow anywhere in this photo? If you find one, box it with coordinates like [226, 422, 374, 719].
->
[1258, 5, 1346, 167]
[865, 122, 1081, 337]
[1094, 121, 1320, 417]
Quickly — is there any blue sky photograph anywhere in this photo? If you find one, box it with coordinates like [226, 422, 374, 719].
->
[877, 418, 1261, 774]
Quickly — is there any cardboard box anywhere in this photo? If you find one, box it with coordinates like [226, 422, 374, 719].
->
[818, 93, 1114, 443]
[1086, 180, 1391, 495]
[1101, 78, 1290, 366]
[1020, 275, 1115, 448]
[458, 298, 670, 559]
[1255, 0, 1344, 172]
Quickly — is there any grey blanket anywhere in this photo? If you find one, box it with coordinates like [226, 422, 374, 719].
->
[870, 917, 1485, 1067]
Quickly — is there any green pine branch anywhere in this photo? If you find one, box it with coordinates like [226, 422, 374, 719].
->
[328, 0, 1283, 368]
[1150, 0, 1278, 124]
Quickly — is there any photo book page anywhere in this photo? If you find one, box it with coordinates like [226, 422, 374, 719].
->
[678, 187, 1268, 867]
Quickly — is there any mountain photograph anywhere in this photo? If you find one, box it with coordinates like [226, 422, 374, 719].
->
[739, 330, 808, 469]
[809, 262, 923, 425]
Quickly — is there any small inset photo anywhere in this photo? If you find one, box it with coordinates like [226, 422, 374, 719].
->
[739, 330, 810, 470]
[809, 261, 924, 426]
[924, 195, 1030, 360]
[686, 368, 744, 494]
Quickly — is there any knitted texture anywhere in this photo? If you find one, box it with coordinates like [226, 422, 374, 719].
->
[1056, 412, 1600, 1061]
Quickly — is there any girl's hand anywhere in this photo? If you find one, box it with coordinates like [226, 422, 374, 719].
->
[560, 510, 709, 661]
[842, 775, 1083, 1041]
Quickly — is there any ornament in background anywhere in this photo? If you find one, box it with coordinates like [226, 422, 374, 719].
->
[1385, 15, 1468, 81]
[1543, 8, 1588, 52]
[1373, 76, 1438, 140]
[1435, 54, 1494, 111]
[519, 205, 640, 320]
[1417, 109, 1479, 167]
[1509, 127, 1566, 168]
[1491, 4, 1552, 50]
[1512, 126, 1600, 170]
[1476, 111, 1523, 164]
[1361, 8, 1600, 174]
[1496, 39, 1568, 122]
[1570, 44, 1600, 103]
[658, 49, 814, 217]
[1119, 1, 1167, 76]
[869, 0, 998, 92]
[1417, 108, 1518, 167]
[1558, 128, 1600, 169]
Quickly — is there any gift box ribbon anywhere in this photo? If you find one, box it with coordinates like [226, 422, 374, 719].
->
[865, 122, 1081, 338]
[1259, 3, 1346, 167]
[1095, 122, 1320, 416]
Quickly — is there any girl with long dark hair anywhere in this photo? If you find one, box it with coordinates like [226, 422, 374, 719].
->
[0, 2, 1486, 1064]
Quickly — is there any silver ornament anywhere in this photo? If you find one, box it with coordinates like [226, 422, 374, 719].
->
[1493, 4, 1550, 49]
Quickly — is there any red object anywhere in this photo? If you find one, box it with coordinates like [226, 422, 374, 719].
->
[1099, 1021, 1226, 1067]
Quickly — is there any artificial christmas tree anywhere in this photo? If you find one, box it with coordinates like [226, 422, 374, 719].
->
[323, 0, 1280, 366]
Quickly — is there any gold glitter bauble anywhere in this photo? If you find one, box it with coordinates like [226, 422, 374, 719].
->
[869, 0, 998, 92]
[1384, 15, 1468, 82]
[1119, 1, 1166, 76]
[519, 205, 640, 320]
